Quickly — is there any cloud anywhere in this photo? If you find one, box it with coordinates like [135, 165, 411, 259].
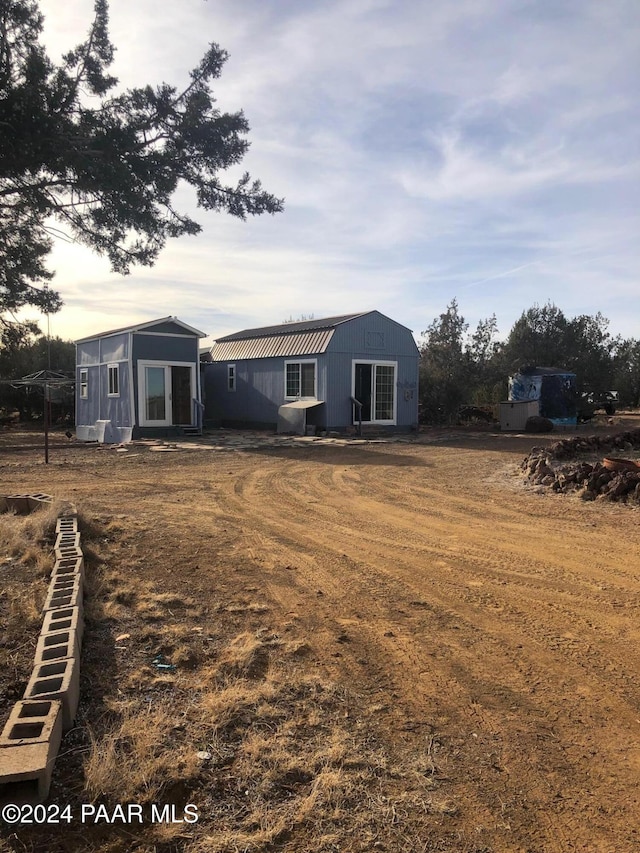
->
[29, 0, 639, 345]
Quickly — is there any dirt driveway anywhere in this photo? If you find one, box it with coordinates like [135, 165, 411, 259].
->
[1, 421, 639, 852]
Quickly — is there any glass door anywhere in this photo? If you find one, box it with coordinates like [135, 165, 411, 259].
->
[171, 365, 192, 424]
[353, 361, 396, 423]
[139, 362, 195, 427]
[144, 366, 171, 425]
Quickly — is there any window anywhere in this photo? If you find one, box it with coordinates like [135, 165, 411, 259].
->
[108, 364, 120, 396]
[285, 360, 316, 399]
[227, 364, 236, 392]
[79, 369, 88, 399]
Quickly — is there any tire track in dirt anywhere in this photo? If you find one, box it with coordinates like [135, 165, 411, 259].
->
[4, 437, 639, 851]
[216, 447, 640, 851]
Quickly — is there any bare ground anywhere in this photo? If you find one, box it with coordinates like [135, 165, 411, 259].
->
[1, 417, 639, 853]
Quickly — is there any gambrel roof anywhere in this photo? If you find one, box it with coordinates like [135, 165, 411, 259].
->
[210, 312, 370, 361]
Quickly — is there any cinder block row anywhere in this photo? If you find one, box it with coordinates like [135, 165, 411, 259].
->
[0, 700, 63, 803]
[0, 511, 86, 803]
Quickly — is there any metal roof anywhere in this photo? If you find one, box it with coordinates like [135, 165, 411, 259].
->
[211, 329, 335, 361]
[214, 312, 370, 342]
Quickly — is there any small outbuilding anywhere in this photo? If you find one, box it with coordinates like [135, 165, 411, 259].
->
[203, 311, 419, 433]
[75, 317, 206, 442]
[508, 366, 578, 426]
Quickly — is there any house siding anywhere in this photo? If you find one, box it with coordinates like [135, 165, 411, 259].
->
[204, 311, 419, 431]
[75, 334, 132, 433]
[204, 356, 327, 428]
[76, 319, 204, 441]
[324, 312, 419, 428]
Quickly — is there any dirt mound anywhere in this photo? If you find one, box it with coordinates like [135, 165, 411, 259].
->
[522, 428, 640, 502]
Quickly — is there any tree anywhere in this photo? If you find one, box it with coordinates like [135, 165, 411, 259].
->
[500, 302, 570, 371]
[0, 0, 284, 319]
[419, 299, 470, 423]
[467, 314, 504, 403]
[611, 338, 640, 407]
[500, 303, 616, 392]
[0, 322, 75, 419]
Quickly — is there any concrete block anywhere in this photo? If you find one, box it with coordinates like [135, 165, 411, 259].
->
[54, 545, 83, 561]
[51, 561, 85, 587]
[0, 700, 63, 803]
[52, 555, 85, 575]
[0, 496, 7, 513]
[34, 628, 80, 664]
[41, 607, 84, 648]
[4, 495, 30, 514]
[0, 700, 63, 746]
[24, 659, 80, 731]
[48, 573, 83, 600]
[42, 585, 83, 614]
[55, 516, 78, 534]
[27, 494, 53, 511]
[54, 532, 81, 550]
[43, 578, 83, 614]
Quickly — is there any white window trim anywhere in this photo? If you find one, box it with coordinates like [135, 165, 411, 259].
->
[227, 363, 236, 392]
[107, 363, 120, 397]
[351, 359, 398, 425]
[284, 358, 317, 400]
[79, 368, 88, 400]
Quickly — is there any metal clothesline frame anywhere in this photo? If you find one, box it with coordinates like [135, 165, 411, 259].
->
[0, 370, 75, 464]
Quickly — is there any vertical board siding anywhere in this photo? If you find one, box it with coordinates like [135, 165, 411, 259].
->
[326, 312, 419, 428]
[75, 364, 100, 427]
[204, 312, 419, 430]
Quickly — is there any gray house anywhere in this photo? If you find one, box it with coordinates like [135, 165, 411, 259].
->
[203, 311, 419, 432]
[75, 317, 206, 442]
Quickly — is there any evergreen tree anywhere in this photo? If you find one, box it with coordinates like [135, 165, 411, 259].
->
[0, 0, 283, 319]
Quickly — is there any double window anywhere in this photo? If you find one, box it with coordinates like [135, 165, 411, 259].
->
[285, 360, 316, 399]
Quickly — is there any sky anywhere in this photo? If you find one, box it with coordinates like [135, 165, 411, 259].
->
[29, 0, 640, 347]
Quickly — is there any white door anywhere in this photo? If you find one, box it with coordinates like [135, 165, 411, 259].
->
[138, 361, 196, 427]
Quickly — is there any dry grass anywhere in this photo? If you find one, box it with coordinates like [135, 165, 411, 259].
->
[84, 704, 202, 804]
[0, 502, 62, 689]
[0, 498, 63, 572]
[1, 503, 453, 852]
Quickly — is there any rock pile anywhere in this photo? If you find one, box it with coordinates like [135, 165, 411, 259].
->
[522, 429, 640, 503]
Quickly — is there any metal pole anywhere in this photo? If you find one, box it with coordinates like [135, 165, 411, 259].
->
[44, 383, 49, 464]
